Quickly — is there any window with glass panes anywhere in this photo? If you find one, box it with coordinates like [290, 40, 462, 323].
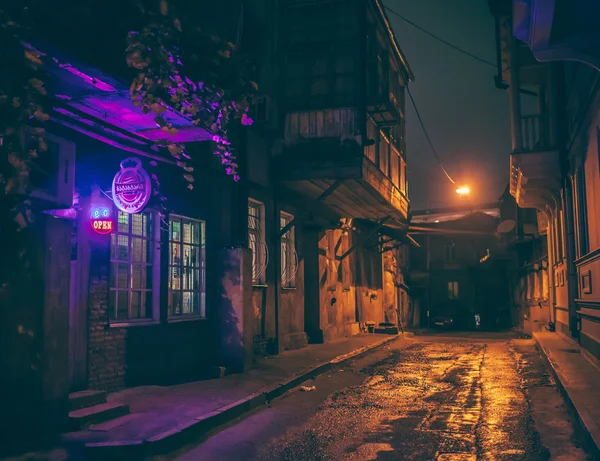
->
[109, 211, 154, 321]
[168, 216, 206, 318]
[448, 281, 459, 299]
[280, 212, 296, 288]
[248, 200, 266, 285]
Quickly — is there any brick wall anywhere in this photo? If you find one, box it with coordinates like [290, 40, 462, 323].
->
[85, 231, 217, 391]
[87, 241, 127, 391]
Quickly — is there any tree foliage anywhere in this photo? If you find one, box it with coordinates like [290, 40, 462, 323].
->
[0, 6, 50, 227]
[126, 0, 257, 186]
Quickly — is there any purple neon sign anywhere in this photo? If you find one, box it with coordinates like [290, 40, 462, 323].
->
[111, 157, 151, 214]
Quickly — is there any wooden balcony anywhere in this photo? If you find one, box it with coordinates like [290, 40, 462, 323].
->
[510, 149, 561, 210]
[366, 92, 401, 127]
[509, 112, 560, 209]
[274, 108, 409, 222]
[520, 114, 552, 152]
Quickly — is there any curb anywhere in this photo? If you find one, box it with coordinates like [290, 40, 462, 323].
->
[85, 333, 404, 459]
[532, 333, 600, 458]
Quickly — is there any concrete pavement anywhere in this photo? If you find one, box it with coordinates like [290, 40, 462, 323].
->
[164, 333, 592, 460]
[58, 333, 405, 460]
[533, 331, 600, 458]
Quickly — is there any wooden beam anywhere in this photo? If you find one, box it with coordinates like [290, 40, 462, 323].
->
[279, 179, 344, 237]
[379, 243, 404, 254]
[337, 216, 390, 262]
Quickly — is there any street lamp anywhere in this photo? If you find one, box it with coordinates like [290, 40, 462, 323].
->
[456, 186, 470, 195]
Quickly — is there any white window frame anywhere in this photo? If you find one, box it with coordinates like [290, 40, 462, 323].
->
[280, 211, 296, 289]
[168, 215, 207, 321]
[248, 199, 267, 285]
[109, 210, 161, 326]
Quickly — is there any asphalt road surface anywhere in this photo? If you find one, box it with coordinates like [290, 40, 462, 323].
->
[160, 332, 592, 461]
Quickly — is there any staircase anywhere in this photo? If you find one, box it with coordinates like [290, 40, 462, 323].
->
[68, 390, 130, 431]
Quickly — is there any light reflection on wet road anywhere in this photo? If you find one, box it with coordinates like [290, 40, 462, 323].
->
[168, 335, 592, 461]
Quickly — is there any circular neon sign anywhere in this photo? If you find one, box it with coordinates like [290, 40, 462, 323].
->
[112, 157, 151, 214]
[90, 207, 114, 234]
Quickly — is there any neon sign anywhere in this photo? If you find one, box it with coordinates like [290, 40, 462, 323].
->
[90, 207, 114, 234]
[112, 157, 151, 214]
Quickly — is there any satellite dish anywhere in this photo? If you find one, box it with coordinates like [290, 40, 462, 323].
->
[497, 219, 516, 234]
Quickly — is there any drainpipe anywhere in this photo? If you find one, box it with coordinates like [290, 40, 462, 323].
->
[508, 29, 523, 152]
[564, 182, 578, 338]
[273, 185, 281, 354]
[426, 235, 431, 329]
[546, 210, 556, 326]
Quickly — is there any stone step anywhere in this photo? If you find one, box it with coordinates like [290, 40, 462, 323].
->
[69, 390, 107, 411]
[68, 402, 130, 431]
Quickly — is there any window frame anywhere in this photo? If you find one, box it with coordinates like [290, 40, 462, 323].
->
[248, 199, 267, 286]
[167, 214, 207, 321]
[444, 243, 456, 262]
[575, 163, 589, 258]
[447, 281, 459, 300]
[280, 211, 297, 289]
[108, 209, 161, 326]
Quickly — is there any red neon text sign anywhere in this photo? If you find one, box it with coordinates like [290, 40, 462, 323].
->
[90, 207, 114, 235]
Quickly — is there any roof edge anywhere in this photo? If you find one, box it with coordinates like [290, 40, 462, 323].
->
[374, 0, 415, 83]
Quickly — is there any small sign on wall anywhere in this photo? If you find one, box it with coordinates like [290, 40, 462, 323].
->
[112, 157, 151, 214]
[90, 206, 114, 234]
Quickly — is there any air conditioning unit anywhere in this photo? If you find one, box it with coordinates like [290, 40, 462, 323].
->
[12, 131, 76, 209]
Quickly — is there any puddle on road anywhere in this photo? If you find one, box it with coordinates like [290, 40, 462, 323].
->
[436, 453, 476, 461]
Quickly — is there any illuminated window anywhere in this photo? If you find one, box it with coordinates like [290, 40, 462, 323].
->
[109, 211, 157, 322]
[448, 281, 459, 300]
[168, 216, 206, 318]
[280, 212, 296, 289]
[249, 200, 267, 285]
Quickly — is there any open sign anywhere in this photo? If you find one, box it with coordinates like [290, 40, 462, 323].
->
[90, 207, 114, 235]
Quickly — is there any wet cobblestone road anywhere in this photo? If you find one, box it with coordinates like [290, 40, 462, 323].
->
[169, 335, 592, 461]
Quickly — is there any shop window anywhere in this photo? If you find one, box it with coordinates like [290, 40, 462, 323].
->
[168, 216, 206, 318]
[280, 211, 297, 289]
[109, 211, 158, 322]
[249, 200, 267, 285]
[448, 281, 459, 299]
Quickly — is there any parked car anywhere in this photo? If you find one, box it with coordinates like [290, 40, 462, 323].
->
[432, 314, 455, 329]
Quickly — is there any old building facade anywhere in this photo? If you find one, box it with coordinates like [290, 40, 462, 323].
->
[488, 0, 600, 358]
[409, 206, 511, 330]
[0, 0, 415, 452]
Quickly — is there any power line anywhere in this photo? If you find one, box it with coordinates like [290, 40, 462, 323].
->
[384, 5, 496, 68]
[405, 84, 456, 185]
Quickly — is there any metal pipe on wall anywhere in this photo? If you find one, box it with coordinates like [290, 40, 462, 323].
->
[508, 28, 524, 151]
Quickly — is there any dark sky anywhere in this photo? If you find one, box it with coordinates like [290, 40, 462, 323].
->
[385, 0, 512, 210]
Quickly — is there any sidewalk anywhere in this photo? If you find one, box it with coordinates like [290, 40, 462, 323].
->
[533, 331, 600, 457]
[63, 333, 406, 459]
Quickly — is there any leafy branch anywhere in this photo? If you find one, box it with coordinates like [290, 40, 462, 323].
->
[0, 7, 50, 228]
[126, 0, 257, 188]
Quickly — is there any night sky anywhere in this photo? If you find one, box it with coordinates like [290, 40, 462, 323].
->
[385, 0, 512, 211]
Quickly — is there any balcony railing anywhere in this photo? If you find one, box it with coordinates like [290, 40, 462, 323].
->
[520, 114, 552, 151]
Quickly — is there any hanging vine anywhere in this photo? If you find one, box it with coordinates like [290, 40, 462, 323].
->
[0, 6, 50, 228]
[126, 0, 257, 188]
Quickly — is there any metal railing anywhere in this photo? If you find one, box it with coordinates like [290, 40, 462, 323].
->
[521, 114, 552, 151]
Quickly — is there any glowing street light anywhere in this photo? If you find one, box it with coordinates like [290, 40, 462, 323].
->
[456, 186, 470, 195]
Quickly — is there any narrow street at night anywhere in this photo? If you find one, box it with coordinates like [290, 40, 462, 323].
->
[161, 334, 592, 461]
[3, 0, 600, 459]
